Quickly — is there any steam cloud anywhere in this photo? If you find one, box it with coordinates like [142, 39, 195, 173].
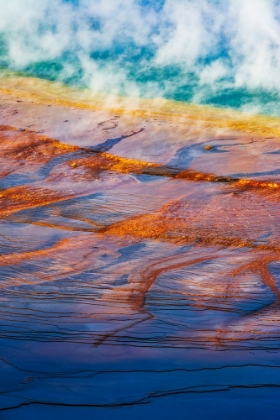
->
[1, 0, 280, 114]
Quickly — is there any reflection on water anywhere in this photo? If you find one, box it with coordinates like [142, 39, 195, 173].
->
[0, 77, 280, 419]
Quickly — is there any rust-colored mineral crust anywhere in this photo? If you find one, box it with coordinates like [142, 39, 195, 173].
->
[1, 78, 280, 416]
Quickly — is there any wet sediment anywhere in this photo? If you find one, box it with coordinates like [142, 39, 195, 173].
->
[0, 78, 280, 418]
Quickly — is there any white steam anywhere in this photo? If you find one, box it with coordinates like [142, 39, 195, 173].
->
[1, 0, 280, 112]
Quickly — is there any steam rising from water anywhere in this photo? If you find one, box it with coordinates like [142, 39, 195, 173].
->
[1, 0, 280, 114]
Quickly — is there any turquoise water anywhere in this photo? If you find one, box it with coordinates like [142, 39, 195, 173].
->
[1, 0, 280, 115]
